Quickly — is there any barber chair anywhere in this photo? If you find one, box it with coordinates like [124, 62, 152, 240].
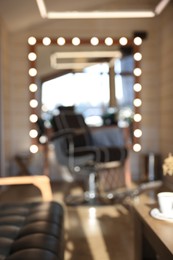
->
[50, 112, 130, 205]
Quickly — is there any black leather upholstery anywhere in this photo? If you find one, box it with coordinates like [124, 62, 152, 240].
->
[51, 112, 128, 163]
[0, 201, 64, 260]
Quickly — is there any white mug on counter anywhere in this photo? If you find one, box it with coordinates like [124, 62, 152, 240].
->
[157, 192, 173, 217]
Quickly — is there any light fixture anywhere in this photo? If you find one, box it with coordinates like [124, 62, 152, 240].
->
[36, 0, 170, 19]
[72, 37, 80, 46]
[134, 114, 142, 122]
[28, 52, 37, 61]
[50, 50, 122, 70]
[29, 114, 38, 123]
[29, 83, 38, 92]
[133, 143, 141, 152]
[28, 36, 143, 153]
[51, 51, 122, 59]
[134, 98, 142, 107]
[29, 129, 38, 138]
[28, 36, 37, 45]
[133, 37, 142, 46]
[42, 37, 51, 46]
[105, 37, 113, 46]
[46, 11, 155, 19]
[90, 37, 99, 46]
[57, 37, 66, 45]
[134, 129, 142, 138]
[155, 0, 171, 15]
[134, 83, 142, 92]
[50, 62, 99, 70]
[29, 68, 37, 77]
[133, 68, 142, 77]
[119, 37, 128, 46]
[30, 144, 39, 153]
[29, 99, 38, 108]
[134, 52, 142, 61]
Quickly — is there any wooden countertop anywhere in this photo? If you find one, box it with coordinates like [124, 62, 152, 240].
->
[132, 190, 173, 259]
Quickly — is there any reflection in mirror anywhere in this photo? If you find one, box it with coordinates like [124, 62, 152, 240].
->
[28, 36, 143, 154]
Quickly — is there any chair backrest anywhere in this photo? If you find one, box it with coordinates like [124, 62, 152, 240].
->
[50, 112, 129, 171]
[91, 126, 125, 148]
[52, 112, 93, 147]
[53, 135, 70, 166]
[50, 112, 95, 170]
[51, 112, 129, 148]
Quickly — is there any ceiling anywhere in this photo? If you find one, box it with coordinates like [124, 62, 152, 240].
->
[0, 0, 170, 77]
[0, 0, 170, 32]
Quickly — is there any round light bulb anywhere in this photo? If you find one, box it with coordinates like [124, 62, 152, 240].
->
[119, 37, 128, 46]
[29, 83, 38, 92]
[29, 68, 37, 77]
[28, 52, 37, 61]
[28, 37, 37, 45]
[30, 99, 38, 108]
[29, 129, 38, 138]
[134, 52, 142, 61]
[134, 68, 142, 76]
[42, 37, 51, 46]
[134, 114, 142, 122]
[105, 37, 113, 46]
[57, 37, 66, 45]
[133, 143, 141, 152]
[134, 83, 142, 92]
[29, 114, 38, 123]
[133, 98, 142, 107]
[134, 37, 142, 46]
[134, 129, 142, 138]
[30, 145, 39, 153]
[72, 37, 80, 46]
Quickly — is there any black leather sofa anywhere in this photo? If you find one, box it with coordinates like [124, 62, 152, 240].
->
[0, 201, 64, 260]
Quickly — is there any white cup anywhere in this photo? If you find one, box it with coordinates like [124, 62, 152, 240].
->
[157, 192, 173, 217]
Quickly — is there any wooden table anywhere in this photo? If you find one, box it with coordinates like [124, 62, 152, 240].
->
[132, 191, 173, 260]
[0, 176, 53, 202]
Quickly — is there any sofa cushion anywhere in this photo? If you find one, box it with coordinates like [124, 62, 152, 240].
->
[0, 201, 64, 260]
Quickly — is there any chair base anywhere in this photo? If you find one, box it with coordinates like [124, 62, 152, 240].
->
[64, 170, 115, 206]
[65, 180, 163, 206]
[65, 192, 114, 206]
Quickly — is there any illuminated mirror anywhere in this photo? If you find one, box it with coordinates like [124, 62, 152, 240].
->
[28, 36, 142, 153]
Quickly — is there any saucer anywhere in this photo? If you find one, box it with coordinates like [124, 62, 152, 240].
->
[150, 208, 173, 222]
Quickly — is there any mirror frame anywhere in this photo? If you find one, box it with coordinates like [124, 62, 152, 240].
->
[28, 36, 142, 153]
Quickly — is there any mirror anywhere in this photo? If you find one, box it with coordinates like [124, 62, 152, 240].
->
[28, 36, 143, 153]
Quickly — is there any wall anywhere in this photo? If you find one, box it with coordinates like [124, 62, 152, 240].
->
[160, 6, 173, 156]
[0, 19, 10, 176]
[0, 19, 3, 176]
[160, 5, 173, 188]
[1, 5, 172, 180]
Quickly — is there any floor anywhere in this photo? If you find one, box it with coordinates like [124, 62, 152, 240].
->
[0, 180, 135, 260]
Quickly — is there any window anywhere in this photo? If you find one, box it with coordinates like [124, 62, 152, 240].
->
[41, 63, 110, 121]
[115, 55, 134, 108]
[41, 56, 134, 126]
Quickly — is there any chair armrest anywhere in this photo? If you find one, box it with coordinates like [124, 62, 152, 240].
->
[0, 175, 53, 202]
[49, 129, 75, 141]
